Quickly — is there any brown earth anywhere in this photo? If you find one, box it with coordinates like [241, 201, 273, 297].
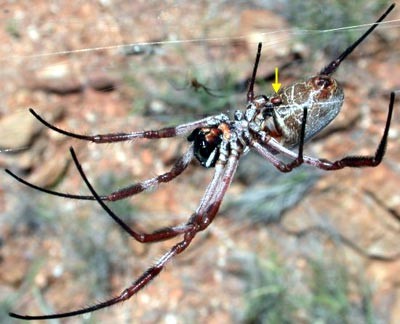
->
[0, 1, 399, 323]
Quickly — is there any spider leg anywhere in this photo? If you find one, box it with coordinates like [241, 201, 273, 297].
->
[195, 147, 240, 230]
[266, 92, 396, 170]
[9, 147, 236, 320]
[250, 107, 307, 172]
[247, 43, 262, 103]
[67, 147, 195, 242]
[5, 143, 194, 201]
[311, 92, 395, 170]
[320, 4, 395, 75]
[29, 108, 225, 142]
[9, 227, 198, 320]
[197, 160, 227, 211]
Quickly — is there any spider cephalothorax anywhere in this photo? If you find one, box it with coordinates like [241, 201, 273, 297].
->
[7, 4, 396, 321]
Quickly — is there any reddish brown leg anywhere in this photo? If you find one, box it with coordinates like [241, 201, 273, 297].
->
[66, 147, 196, 242]
[197, 150, 240, 229]
[5, 144, 194, 201]
[264, 92, 396, 171]
[9, 228, 198, 320]
[308, 92, 395, 170]
[29, 108, 215, 142]
[251, 108, 307, 172]
[9, 147, 235, 321]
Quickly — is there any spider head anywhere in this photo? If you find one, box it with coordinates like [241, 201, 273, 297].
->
[188, 127, 223, 168]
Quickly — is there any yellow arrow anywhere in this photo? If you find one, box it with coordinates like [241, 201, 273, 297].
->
[272, 67, 281, 93]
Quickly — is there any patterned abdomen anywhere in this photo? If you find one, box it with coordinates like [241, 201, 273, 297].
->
[272, 75, 344, 147]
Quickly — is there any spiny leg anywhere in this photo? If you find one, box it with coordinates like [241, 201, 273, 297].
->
[251, 107, 308, 173]
[67, 147, 197, 242]
[312, 92, 395, 170]
[29, 108, 222, 142]
[280, 107, 307, 170]
[9, 149, 231, 320]
[5, 144, 194, 201]
[320, 4, 395, 75]
[264, 92, 396, 170]
[247, 43, 262, 103]
[9, 227, 197, 320]
[195, 148, 240, 230]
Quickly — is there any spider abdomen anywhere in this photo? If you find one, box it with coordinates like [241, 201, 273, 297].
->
[270, 76, 344, 147]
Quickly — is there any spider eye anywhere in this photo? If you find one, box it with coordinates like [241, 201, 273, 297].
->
[313, 76, 334, 88]
[271, 96, 282, 105]
[188, 128, 222, 168]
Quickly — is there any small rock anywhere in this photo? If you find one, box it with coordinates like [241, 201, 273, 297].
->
[87, 72, 117, 92]
[0, 110, 41, 148]
[27, 149, 70, 188]
[28, 62, 83, 94]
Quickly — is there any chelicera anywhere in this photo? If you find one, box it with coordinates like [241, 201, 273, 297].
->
[8, 4, 396, 320]
[187, 126, 224, 167]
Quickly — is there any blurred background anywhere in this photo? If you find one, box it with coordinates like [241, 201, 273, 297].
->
[0, 1, 399, 323]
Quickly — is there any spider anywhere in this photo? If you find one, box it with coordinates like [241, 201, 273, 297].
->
[173, 75, 224, 97]
[8, 4, 396, 320]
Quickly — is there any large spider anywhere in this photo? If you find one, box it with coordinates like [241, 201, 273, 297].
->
[8, 4, 396, 320]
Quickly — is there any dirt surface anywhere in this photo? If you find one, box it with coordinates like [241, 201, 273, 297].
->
[0, 1, 400, 323]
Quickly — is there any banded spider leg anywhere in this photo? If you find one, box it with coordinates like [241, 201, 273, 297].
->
[8, 3, 397, 320]
[8, 133, 239, 319]
[8, 39, 310, 321]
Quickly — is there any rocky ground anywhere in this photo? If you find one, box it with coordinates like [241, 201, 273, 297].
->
[0, 1, 399, 323]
